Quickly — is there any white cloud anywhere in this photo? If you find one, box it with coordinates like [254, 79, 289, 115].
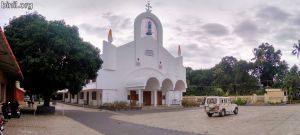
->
[1, 0, 300, 69]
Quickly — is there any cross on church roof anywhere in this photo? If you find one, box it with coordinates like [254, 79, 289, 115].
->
[145, 1, 152, 12]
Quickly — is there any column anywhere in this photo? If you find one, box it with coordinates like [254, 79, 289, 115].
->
[166, 91, 170, 106]
[179, 91, 182, 106]
[154, 90, 157, 107]
[89, 90, 92, 105]
[138, 89, 142, 107]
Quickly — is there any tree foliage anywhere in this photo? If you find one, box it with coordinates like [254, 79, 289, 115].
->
[212, 56, 259, 95]
[186, 56, 260, 96]
[186, 42, 299, 97]
[251, 43, 283, 87]
[283, 65, 300, 101]
[4, 13, 103, 106]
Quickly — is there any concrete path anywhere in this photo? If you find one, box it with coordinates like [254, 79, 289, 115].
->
[57, 103, 200, 135]
[5, 114, 104, 135]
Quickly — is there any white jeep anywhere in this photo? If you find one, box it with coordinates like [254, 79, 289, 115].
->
[204, 96, 238, 117]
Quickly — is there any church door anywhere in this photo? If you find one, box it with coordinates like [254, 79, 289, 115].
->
[130, 91, 137, 100]
[157, 91, 162, 105]
[143, 91, 151, 106]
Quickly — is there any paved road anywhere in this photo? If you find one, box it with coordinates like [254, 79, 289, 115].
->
[56, 103, 200, 135]
[113, 105, 300, 135]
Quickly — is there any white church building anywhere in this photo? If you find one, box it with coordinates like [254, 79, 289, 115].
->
[62, 4, 186, 107]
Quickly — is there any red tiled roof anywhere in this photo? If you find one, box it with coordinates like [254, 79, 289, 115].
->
[0, 27, 24, 80]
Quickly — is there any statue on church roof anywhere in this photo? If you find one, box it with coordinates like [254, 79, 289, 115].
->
[146, 21, 152, 35]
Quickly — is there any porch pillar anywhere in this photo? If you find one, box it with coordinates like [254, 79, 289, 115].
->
[138, 89, 142, 107]
[179, 91, 182, 106]
[154, 90, 157, 107]
[166, 91, 170, 106]
[89, 90, 92, 105]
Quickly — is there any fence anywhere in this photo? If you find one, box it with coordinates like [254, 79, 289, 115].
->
[183, 94, 287, 105]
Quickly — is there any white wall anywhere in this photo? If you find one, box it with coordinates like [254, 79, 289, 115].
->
[70, 94, 78, 103]
[82, 11, 186, 105]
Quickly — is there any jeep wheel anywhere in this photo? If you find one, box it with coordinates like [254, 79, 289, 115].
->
[207, 113, 213, 117]
[233, 107, 238, 115]
[219, 109, 225, 117]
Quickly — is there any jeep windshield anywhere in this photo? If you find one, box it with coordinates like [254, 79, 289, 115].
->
[206, 98, 217, 104]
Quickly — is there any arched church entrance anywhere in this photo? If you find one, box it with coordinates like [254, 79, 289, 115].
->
[144, 77, 159, 106]
[161, 79, 173, 105]
[175, 80, 185, 91]
[168, 80, 185, 105]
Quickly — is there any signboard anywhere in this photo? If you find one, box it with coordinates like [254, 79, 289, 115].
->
[145, 50, 154, 56]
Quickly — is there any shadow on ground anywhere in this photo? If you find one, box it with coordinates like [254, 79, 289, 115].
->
[57, 109, 203, 135]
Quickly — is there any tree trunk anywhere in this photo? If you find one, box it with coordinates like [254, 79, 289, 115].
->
[44, 94, 51, 106]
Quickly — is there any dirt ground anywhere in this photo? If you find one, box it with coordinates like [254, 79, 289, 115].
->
[112, 105, 300, 135]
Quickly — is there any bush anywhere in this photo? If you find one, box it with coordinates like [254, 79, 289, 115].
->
[101, 102, 128, 110]
[233, 98, 247, 105]
[112, 101, 128, 110]
[182, 99, 199, 107]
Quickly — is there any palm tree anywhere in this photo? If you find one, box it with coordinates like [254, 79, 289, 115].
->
[292, 40, 300, 59]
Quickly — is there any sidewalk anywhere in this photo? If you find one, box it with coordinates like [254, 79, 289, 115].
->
[4, 114, 104, 135]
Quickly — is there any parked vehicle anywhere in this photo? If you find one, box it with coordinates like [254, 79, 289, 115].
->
[204, 96, 238, 117]
[1, 101, 21, 119]
[1, 102, 11, 119]
[0, 116, 6, 135]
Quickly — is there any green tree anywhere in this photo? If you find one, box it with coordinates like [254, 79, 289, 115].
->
[283, 65, 300, 102]
[4, 13, 103, 106]
[251, 43, 282, 87]
[273, 61, 289, 88]
[212, 56, 237, 94]
[185, 68, 215, 96]
[233, 60, 260, 95]
[212, 56, 259, 95]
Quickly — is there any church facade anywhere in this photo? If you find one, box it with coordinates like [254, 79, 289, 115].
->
[62, 7, 186, 107]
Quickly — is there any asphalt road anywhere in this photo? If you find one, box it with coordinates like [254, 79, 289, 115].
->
[57, 103, 200, 135]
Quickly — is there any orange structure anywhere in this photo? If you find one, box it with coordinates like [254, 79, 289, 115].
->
[0, 27, 24, 103]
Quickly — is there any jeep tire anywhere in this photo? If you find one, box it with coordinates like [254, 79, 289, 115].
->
[219, 109, 225, 117]
[233, 107, 238, 115]
[207, 112, 213, 117]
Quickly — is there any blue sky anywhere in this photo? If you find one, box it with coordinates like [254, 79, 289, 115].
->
[1, 0, 299, 69]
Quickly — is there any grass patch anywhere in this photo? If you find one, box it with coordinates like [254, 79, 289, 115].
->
[233, 98, 247, 106]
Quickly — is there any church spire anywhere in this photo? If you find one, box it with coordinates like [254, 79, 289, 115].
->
[108, 29, 113, 43]
[178, 45, 181, 56]
[145, 1, 152, 12]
